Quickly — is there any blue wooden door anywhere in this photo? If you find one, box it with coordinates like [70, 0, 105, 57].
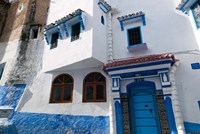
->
[129, 88, 161, 134]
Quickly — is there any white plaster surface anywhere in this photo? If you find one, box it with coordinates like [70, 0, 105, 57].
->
[174, 52, 200, 124]
[18, 68, 111, 116]
[0, 41, 19, 85]
[111, 0, 199, 59]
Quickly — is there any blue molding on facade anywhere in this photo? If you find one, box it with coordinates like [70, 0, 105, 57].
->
[112, 90, 120, 93]
[191, 63, 200, 69]
[161, 72, 169, 82]
[63, 22, 69, 38]
[115, 101, 123, 134]
[1, 112, 110, 134]
[110, 68, 169, 78]
[126, 81, 155, 92]
[45, 12, 83, 32]
[44, 11, 85, 45]
[163, 94, 172, 97]
[180, 0, 190, 11]
[112, 77, 120, 90]
[97, 1, 111, 13]
[57, 25, 63, 40]
[162, 85, 172, 88]
[184, 122, 200, 133]
[164, 97, 178, 134]
[105, 60, 173, 72]
[118, 14, 146, 31]
[44, 32, 49, 45]
[113, 98, 120, 100]
[79, 15, 85, 30]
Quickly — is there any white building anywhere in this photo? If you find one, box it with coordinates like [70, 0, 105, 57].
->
[0, 0, 200, 133]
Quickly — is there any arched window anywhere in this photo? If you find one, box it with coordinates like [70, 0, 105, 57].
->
[83, 72, 106, 102]
[50, 74, 73, 103]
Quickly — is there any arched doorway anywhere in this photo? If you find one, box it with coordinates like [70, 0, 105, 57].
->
[127, 81, 161, 134]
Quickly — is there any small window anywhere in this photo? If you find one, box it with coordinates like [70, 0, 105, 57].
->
[50, 74, 73, 103]
[101, 15, 105, 25]
[83, 72, 106, 102]
[198, 101, 200, 110]
[127, 27, 142, 46]
[191, 2, 200, 29]
[50, 32, 59, 49]
[0, 63, 5, 80]
[30, 26, 40, 39]
[71, 22, 80, 42]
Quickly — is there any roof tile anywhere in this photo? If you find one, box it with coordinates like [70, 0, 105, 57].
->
[103, 54, 175, 69]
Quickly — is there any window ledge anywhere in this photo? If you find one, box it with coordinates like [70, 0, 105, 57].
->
[127, 43, 147, 52]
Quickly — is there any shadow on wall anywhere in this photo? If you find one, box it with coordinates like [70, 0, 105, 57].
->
[0, 1, 14, 63]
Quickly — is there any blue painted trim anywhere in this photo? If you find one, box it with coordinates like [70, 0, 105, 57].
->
[44, 32, 49, 45]
[79, 14, 85, 30]
[162, 85, 171, 88]
[126, 81, 155, 92]
[113, 98, 120, 100]
[112, 90, 120, 93]
[161, 72, 169, 82]
[45, 13, 82, 32]
[127, 43, 147, 50]
[57, 25, 63, 40]
[180, 0, 190, 11]
[112, 78, 120, 89]
[106, 60, 173, 72]
[97, 2, 111, 13]
[115, 101, 123, 134]
[163, 94, 172, 97]
[63, 22, 69, 37]
[184, 122, 200, 133]
[164, 97, 178, 134]
[191, 63, 200, 69]
[119, 14, 146, 31]
[110, 68, 169, 78]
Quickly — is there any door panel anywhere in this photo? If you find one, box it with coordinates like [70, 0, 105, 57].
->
[129, 88, 161, 134]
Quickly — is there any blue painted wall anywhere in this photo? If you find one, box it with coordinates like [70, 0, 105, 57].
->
[0, 85, 110, 134]
[184, 122, 200, 133]
[2, 112, 109, 134]
[0, 84, 26, 109]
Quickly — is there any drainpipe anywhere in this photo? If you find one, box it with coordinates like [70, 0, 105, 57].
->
[107, 12, 113, 62]
[169, 61, 186, 134]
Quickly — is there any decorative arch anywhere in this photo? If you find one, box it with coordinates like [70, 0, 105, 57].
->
[50, 74, 73, 103]
[126, 80, 156, 93]
[83, 72, 106, 102]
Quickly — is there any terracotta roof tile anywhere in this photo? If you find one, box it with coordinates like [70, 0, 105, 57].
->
[103, 54, 175, 69]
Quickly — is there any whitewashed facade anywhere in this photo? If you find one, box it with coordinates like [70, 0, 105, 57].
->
[0, 0, 200, 133]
